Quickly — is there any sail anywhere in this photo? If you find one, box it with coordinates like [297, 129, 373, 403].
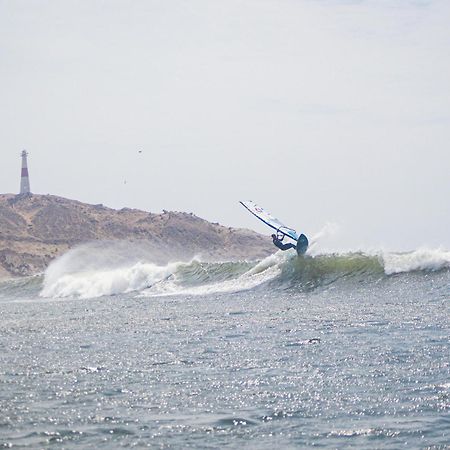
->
[240, 200, 299, 241]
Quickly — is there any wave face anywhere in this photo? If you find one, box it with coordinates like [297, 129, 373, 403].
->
[36, 244, 450, 299]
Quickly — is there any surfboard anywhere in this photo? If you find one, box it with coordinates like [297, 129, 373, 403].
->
[240, 201, 308, 255]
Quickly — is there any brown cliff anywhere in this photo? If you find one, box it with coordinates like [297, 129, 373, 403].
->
[0, 194, 274, 278]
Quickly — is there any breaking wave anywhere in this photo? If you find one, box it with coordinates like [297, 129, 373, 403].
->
[37, 246, 450, 299]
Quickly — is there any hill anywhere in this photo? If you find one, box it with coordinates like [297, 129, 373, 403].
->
[0, 194, 274, 278]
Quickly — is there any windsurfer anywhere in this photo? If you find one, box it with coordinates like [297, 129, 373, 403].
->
[272, 234, 296, 251]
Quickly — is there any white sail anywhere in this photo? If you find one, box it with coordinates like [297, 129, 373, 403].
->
[240, 200, 299, 241]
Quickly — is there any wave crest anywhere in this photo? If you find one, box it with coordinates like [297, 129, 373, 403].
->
[40, 245, 450, 299]
[382, 248, 450, 274]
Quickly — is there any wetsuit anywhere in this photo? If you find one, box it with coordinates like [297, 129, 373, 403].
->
[272, 235, 296, 251]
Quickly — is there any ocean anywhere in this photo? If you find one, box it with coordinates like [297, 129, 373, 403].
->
[0, 247, 449, 448]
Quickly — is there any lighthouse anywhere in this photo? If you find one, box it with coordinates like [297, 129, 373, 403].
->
[20, 150, 31, 195]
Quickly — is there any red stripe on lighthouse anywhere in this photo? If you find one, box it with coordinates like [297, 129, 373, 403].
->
[21, 168, 29, 177]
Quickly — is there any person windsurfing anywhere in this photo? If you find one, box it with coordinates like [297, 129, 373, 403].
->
[272, 233, 296, 251]
[240, 200, 309, 256]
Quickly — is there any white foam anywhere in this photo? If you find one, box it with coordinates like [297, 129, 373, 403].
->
[141, 251, 288, 298]
[382, 248, 450, 275]
[39, 241, 196, 299]
[40, 242, 288, 299]
[40, 240, 449, 299]
[40, 260, 184, 299]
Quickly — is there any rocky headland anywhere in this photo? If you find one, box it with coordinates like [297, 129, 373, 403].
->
[0, 194, 274, 279]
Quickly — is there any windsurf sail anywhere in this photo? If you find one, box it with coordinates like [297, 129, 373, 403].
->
[240, 200, 299, 241]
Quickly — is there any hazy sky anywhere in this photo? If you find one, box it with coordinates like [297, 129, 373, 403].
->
[1, 0, 449, 251]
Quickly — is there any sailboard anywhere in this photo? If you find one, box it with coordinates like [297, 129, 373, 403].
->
[240, 200, 299, 241]
[240, 200, 309, 255]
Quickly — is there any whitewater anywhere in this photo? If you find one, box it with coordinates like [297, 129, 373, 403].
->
[0, 245, 449, 448]
[38, 245, 450, 299]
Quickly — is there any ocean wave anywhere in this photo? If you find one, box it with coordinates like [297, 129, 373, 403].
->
[38, 245, 450, 299]
[40, 260, 182, 299]
[382, 248, 450, 274]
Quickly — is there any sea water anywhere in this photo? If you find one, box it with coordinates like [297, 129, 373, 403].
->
[0, 248, 449, 448]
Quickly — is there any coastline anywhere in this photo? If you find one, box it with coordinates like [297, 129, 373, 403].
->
[0, 193, 274, 278]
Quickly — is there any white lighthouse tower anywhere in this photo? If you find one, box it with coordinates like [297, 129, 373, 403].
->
[20, 150, 31, 195]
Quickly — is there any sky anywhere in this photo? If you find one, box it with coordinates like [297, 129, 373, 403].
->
[1, 0, 449, 251]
